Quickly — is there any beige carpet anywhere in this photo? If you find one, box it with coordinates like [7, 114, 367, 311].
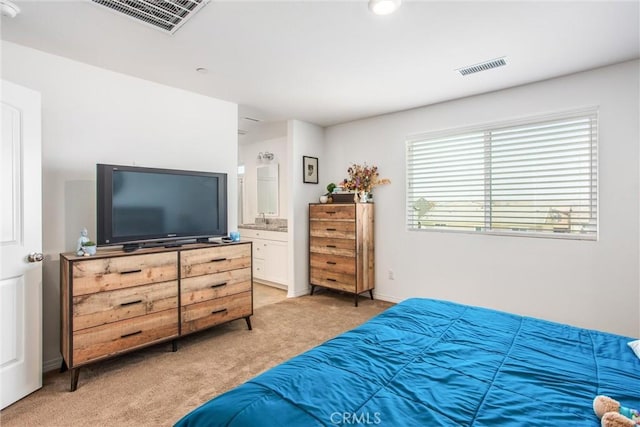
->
[0, 285, 392, 426]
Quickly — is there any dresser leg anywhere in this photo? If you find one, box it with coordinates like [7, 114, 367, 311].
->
[369, 290, 374, 300]
[70, 368, 80, 392]
[172, 340, 178, 352]
[245, 316, 252, 330]
[60, 359, 68, 373]
[354, 293, 359, 307]
[310, 285, 315, 295]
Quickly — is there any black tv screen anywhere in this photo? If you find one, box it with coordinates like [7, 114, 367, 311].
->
[97, 164, 227, 246]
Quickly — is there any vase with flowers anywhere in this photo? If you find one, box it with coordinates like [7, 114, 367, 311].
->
[341, 163, 390, 203]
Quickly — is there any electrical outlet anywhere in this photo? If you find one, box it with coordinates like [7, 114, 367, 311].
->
[388, 269, 394, 280]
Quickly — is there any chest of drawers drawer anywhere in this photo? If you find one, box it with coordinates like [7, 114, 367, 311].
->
[309, 204, 355, 220]
[181, 245, 251, 278]
[72, 308, 178, 365]
[181, 268, 251, 305]
[309, 268, 355, 293]
[310, 253, 355, 275]
[72, 252, 178, 296]
[309, 237, 356, 257]
[72, 280, 178, 331]
[309, 220, 355, 239]
[181, 291, 252, 334]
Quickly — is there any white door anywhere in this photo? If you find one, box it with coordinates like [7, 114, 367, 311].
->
[0, 80, 42, 409]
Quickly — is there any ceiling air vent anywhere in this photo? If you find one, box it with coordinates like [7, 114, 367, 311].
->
[91, 0, 210, 34]
[457, 57, 507, 76]
[241, 116, 262, 123]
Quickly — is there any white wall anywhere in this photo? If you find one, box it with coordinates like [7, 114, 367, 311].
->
[325, 60, 640, 337]
[287, 120, 325, 297]
[238, 136, 288, 223]
[1, 41, 238, 370]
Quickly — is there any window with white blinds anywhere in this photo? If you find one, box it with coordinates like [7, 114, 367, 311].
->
[406, 108, 598, 240]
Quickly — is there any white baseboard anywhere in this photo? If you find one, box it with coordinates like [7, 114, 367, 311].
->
[254, 279, 287, 291]
[287, 287, 311, 298]
[370, 292, 403, 304]
[43, 355, 63, 373]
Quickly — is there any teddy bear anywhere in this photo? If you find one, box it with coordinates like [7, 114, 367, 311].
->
[593, 395, 640, 426]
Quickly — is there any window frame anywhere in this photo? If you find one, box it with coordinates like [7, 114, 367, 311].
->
[406, 108, 599, 241]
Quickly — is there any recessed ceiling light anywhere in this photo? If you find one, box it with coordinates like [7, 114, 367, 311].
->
[0, 0, 20, 18]
[369, 0, 401, 15]
[196, 67, 208, 74]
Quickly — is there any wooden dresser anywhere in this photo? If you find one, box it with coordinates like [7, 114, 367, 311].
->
[60, 242, 252, 391]
[308, 203, 374, 306]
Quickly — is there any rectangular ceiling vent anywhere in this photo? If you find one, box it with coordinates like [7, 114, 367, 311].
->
[457, 57, 507, 76]
[241, 116, 262, 123]
[91, 0, 210, 34]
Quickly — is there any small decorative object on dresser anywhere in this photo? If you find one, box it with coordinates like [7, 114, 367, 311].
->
[331, 192, 356, 203]
[76, 228, 94, 256]
[308, 203, 374, 306]
[341, 163, 390, 203]
[81, 241, 97, 256]
[325, 182, 337, 203]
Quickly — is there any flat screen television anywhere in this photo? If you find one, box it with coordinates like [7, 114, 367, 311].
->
[97, 164, 227, 249]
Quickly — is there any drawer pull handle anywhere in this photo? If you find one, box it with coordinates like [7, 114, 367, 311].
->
[210, 282, 227, 289]
[121, 330, 142, 339]
[326, 261, 337, 265]
[326, 228, 337, 231]
[326, 245, 336, 248]
[326, 278, 337, 282]
[211, 308, 228, 315]
[326, 211, 336, 214]
[120, 269, 142, 275]
[211, 257, 227, 262]
[120, 299, 143, 307]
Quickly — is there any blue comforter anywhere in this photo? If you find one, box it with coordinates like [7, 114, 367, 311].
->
[176, 298, 640, 426]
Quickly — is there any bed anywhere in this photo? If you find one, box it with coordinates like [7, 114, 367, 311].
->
[175, 298, 640, 426]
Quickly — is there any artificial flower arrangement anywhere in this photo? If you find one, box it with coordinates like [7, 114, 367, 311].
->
[341, 163, 390, 194]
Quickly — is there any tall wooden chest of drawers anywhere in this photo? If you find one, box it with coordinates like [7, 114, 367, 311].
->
[60, 242, 252, 391]
[308, 203, 374, 306]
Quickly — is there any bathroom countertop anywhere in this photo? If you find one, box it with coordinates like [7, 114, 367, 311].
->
[238, 223, 288, 232]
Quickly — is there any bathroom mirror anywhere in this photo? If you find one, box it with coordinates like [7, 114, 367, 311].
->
[257, 164, 279, 216]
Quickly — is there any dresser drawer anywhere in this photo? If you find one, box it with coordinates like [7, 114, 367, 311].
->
[309, 220, 355, 239]
[72, 252, 178, 296]
[73, 280, 178, 331]
[181, 244, 251, 278]
[310, 268, 355, 293]
[310, 204, 355, 220]
[72, 309, 178, 365]
[310, 237, 356, 257]
[181, 268, 251, 306]
[310, 253, 355, 275]
[181, 291, 252, 334]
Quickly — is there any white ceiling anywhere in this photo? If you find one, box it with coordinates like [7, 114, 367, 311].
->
[1, 0, 639, 131]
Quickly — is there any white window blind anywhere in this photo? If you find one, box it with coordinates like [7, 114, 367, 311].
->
[406, 108, 598, 240]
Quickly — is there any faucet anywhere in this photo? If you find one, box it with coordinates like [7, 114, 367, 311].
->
[259, 212, 266, 224]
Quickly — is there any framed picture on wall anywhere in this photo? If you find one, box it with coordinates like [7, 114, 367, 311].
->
[303, 156, 318, 184]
